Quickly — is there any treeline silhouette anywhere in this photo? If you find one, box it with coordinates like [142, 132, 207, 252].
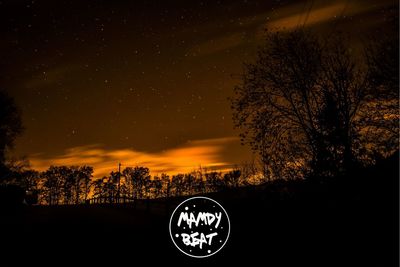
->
[2, 163, 255, 205]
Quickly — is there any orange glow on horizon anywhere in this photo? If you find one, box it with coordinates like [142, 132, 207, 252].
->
[29, 137, 240, 178]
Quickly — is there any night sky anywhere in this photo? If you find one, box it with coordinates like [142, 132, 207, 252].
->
[0, 0, 396, 177]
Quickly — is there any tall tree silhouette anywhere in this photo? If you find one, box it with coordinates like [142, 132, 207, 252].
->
[231, 30, 398, 180]
[123, 166, 150, 199]
[171, 174, 185, 196]
[41, 166, 65, 205]
[161, 173, 170, 197]
[0, 90, 23, 180]
[152, 175, 163, 198]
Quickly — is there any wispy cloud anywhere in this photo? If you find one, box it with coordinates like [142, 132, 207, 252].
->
[188, 0, 392, 57]
[29, 137, 239, 177]
[260, 0, 392, 33]
[266, 2, 350, 31]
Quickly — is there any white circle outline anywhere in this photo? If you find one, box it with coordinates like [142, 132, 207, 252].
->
[169, 196, 231, 258]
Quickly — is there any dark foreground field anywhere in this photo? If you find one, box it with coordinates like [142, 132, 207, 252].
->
[2, 155, 398, 267]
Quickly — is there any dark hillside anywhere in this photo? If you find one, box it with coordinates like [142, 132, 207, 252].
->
[1, 153, 398, 267]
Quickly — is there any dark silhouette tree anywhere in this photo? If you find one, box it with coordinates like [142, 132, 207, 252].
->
[160, 173, 170, 198]
[205, 171, 223, 192]
[231, 29, 398, 181]
[192, 169, 206, 194]
[240, 159, 260, 185]
[0, 90, 23, 181]
[41, 166, 65, 205]
[79, 166, 93, 203]
[143, 175, 151, 198]
[7, 161, 40, 205]
[92, 177, 108, 202]
[106, 171, 120, 202]
[123, 166, 150, 199]
[63, 167, 74, 204]
[223, 169, 241, 188]
[184, 173, 195, 195]
[152, 175, 163, 198]
[171, 174, 185, 196]
[69, 166, 93, 204]
[39, 165, 93, 205]
[20, 170, 40, 193]
[194, 176, 206, 194]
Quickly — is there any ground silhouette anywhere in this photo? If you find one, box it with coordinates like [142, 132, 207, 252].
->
[1, 152, 398, 267]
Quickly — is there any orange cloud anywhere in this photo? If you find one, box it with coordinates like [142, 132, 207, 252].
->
[187, 0, 389, 57]
[29, 137, 239, 178]
[261, 0, 391, 32]
[266, 2, 349, 30]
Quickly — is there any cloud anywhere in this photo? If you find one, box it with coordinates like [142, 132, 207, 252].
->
[266, 2, 349, 31]
[28, 137, 240, 178]
[261, 0, 393, 33]
[187, 1, 384, 57]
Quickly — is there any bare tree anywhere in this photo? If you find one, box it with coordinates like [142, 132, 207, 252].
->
[231, 29, 398, 181]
